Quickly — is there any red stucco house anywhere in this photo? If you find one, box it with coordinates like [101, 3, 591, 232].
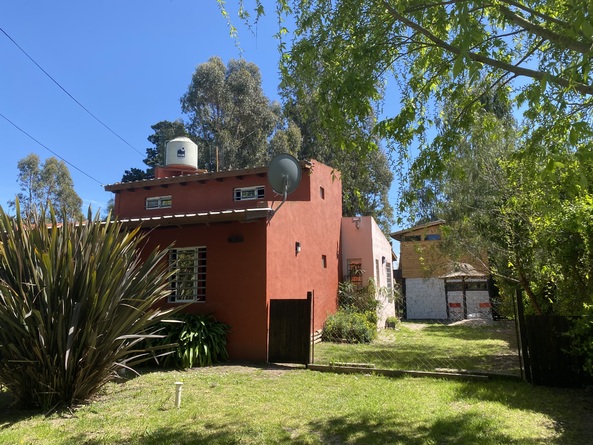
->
[105, 144, 341, 362]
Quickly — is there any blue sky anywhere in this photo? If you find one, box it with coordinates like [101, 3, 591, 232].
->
[1, 1, 403, 233]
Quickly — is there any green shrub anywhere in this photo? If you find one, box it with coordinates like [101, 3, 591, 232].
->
[569, 310, 593, 378]
[385, 316, 400, 329]
[146, 314, 230, 369]
[0, 204, 177, 410]
[321, 310, 377, 343]
[338, 280, 380, 314]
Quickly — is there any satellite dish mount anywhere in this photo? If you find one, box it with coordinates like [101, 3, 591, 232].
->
[267, 154, 302, 220]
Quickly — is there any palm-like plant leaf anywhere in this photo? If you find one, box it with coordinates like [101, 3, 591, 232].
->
[0, 202, 178, 410]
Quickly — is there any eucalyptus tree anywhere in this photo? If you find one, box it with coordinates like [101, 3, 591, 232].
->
[122, 120, 189, 182]
[282, 89, 394, 234]
[9, 153, 82, 222]
[181, 56, 282, 171]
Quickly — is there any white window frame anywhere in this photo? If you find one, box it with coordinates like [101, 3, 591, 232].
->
[146, 195, 172, 210]
[233, 185, 265, 201]
[385, 262, 393, 291]
[168, 246, 206, 303]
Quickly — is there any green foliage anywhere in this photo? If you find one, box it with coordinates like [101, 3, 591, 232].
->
[0, 203, 177, 410]
[282, 91, 395, 234]
[273, 0, 593, 158]
[385, 316, 399, 329]
[147, 314, 230, 369]
[181, 56, 282, 171]
[338, 280, 380, 315]
[569, 310, 593, 377]
[122, 120, 189, 181]
[321, 310, 377, 344]
[323, 280, 380, 343]
[9, 154, 82, 222]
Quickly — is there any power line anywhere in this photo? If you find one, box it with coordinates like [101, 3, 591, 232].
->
[0, 111, 105, 186]
[0, 26, 145, 157]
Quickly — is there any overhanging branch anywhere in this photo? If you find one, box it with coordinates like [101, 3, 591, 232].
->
[381, 0, 593, 96]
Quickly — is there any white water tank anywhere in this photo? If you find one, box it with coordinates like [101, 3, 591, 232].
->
[165, 137, 198, 169]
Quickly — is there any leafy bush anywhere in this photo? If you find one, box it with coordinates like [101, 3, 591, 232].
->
[0, 204, 177, 410]
[321, 310, 377, 343]
[338, 280, 380, 314]
[569, 310, 593, 378]
[146, 314, 230, 369]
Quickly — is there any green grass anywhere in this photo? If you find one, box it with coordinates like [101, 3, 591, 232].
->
[0, 365, 591, 444]
[314, 320, 521, 375]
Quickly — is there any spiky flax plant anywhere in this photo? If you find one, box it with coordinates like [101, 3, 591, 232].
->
[0, 203, 177, 410]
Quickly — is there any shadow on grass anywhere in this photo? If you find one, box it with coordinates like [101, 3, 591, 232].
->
[307, 412, 524, 445]
[451, 380, 593, 444]
[56, 410, 542, 445]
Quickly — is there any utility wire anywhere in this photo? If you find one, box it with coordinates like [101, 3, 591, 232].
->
[0, 26, 145, 157]
[0, 111, 105, 186]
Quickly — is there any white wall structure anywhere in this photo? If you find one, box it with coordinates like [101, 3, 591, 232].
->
[405, 278, 448, 319]
[341, 216, 396, 327]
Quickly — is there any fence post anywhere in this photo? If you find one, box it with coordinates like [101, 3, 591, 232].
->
[514, 288, 532, 383]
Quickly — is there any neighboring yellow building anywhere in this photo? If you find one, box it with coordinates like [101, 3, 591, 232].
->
[391, 220, 492, 320]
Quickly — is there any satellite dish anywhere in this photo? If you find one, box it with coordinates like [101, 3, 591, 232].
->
[268, 153, 302, 196]
[267, 154, 302, 220]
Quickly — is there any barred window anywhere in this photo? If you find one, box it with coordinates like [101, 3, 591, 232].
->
[347, 259, 363, 287]
[169, 247, 206, 303]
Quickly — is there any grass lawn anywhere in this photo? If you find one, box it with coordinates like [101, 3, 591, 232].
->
[0, 364, 591, 444]
[315, 320, 521, 376]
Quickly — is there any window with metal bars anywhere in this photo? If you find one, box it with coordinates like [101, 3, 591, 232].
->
[168, 247, 206, 303]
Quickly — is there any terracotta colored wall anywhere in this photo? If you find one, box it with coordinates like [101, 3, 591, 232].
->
[110, 161, 340, 361]
[266, 161, 341, 334]
[113, 171, 311, 219]
[137, 221, 269, 361]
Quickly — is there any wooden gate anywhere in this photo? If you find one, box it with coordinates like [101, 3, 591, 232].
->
[268, 294, 312, 364]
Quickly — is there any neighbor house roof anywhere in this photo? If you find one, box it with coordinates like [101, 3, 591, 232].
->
[390, 219, 446, 241]
[440, 262, 488, 279]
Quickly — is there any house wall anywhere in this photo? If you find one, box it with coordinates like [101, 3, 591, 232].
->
[112, 169, 312, 219]
[404, 278, 448, 319]
[341, 216, 396, 327]
[136, 221, 269, 361]
[266, 161, 342, 334]
[108, 160, 341, 361]
[399, 225, 448, 279]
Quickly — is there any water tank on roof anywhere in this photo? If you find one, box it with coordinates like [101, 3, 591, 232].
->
[166, 137, 198, 169]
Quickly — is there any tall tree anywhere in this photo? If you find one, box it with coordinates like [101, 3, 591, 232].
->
[282, 91, 394, 234]
[405, 90, 593, 316]
[10, 154, 82, 221]
[122, 120, 189, 182]
[264, 0, 593, 159]
[181, 56, 282, 171]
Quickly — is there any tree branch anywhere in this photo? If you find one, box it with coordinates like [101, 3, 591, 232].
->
[498, 5, 591, 54]
[496, 0, 567, 27]
[380, 0, 593, 96]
